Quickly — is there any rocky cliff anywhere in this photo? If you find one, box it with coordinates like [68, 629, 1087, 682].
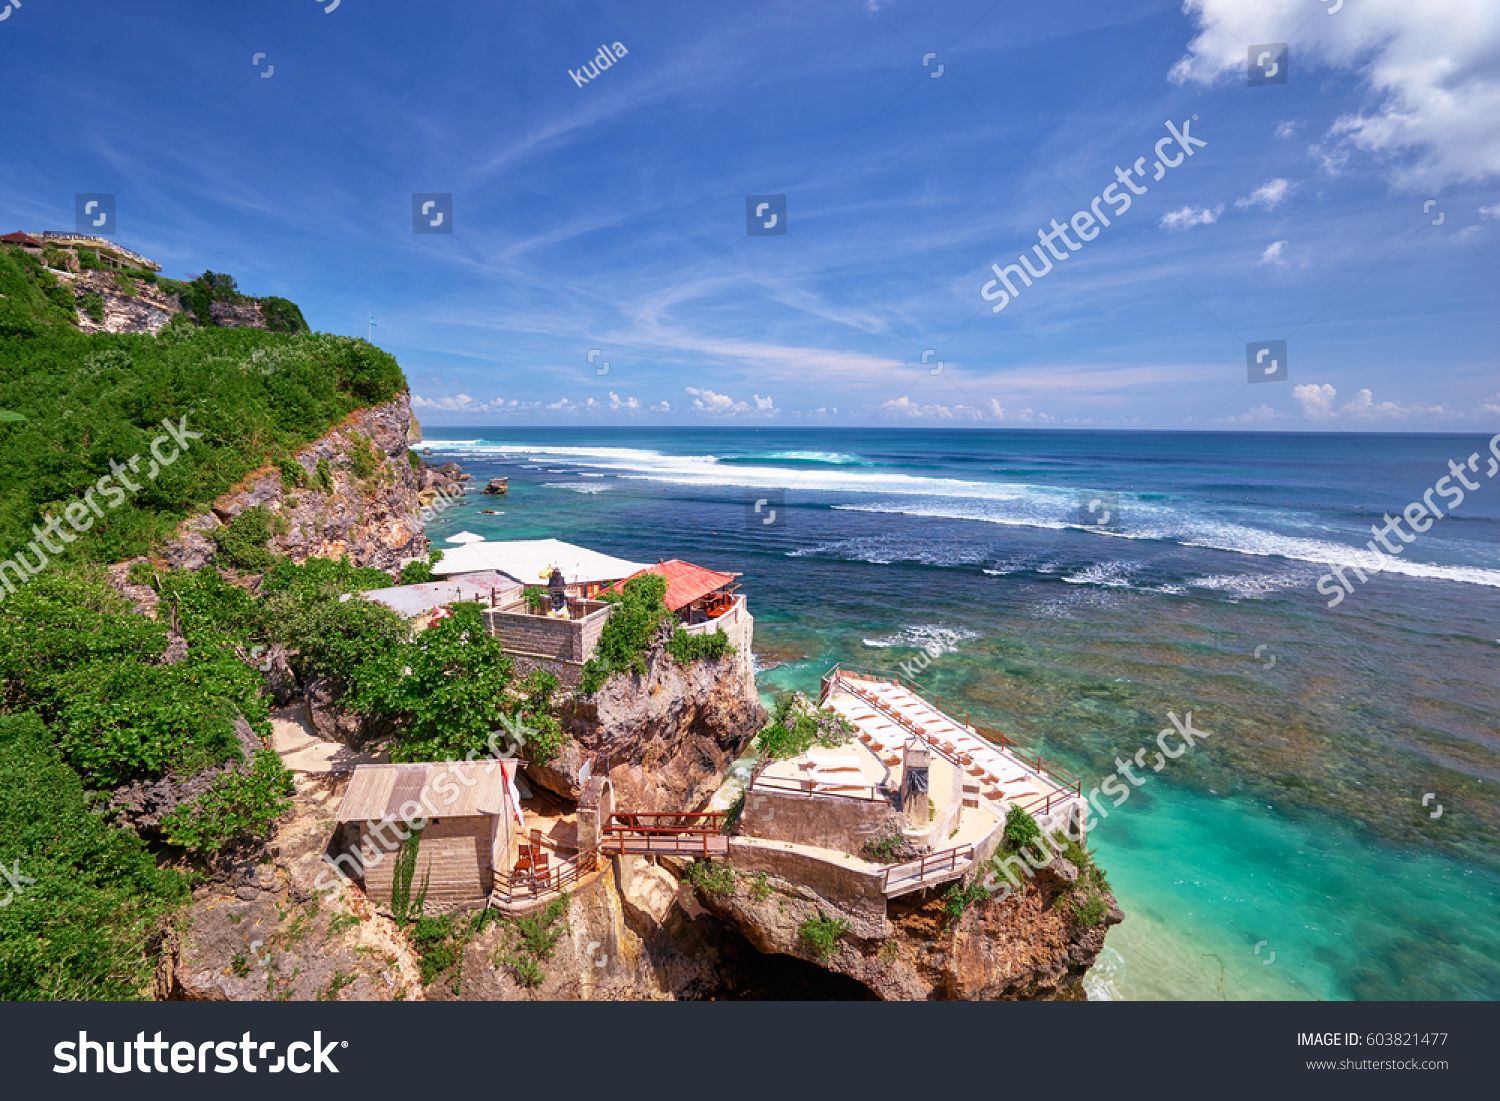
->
[694, 853, 1121, 1000]
[159, 395, 431, 574]
[528, 622, 766, 813]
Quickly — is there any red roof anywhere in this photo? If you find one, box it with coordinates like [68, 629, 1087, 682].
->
[614, 559, 737, 611]
[1, 232, 41, 247]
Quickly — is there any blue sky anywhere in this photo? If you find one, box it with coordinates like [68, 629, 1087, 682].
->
[2, 0, 1496, 429]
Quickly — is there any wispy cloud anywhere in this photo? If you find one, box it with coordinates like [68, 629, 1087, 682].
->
[1160, 203, 1224, 230]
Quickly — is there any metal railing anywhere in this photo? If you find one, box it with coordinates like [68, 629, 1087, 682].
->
[880, 844, 973, 895]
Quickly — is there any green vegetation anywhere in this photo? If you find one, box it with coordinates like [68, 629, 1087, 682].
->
[666, 625, 734, 666]
[496, 893, 569, 989]
[523, 585, 547, 614]
[347, 432, 386, 484]
[1002, 805, 1042, 852]
[389, 830, 427, 926]
[350, 603, 565, 764]
[160, 747, 294, 853]
[797, 912, 850, 960]
[317, 970, 357, 1001]
[860, 822, 908, 864]
[0, 249, 404, 566]
[0, 712, 189, 999]
[579, 572, 669, 694]
[942, 880, 989, 920]
[210, 505, 279, 572]
[747, 871, 772, 902]
[757, 692, 854, 761]
[0, 245, 76, 338]
[315, 457, 334, 494]
[682, 859, 736, 898]
[397, 548, 443, 585]
[276, 455, 307, 488]
[259, 296, 309, 334]
[79, 293, 104, 323]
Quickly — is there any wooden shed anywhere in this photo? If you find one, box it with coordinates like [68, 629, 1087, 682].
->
[334, 761, 519, 912]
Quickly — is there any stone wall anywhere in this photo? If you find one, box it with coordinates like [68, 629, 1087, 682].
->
[506, 652, 585, 690]
[725, 838, 888, 937]
[483, 602, 611, 662]
[740, 786, 901, 856]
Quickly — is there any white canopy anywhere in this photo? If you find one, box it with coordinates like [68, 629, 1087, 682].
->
[445, 531, 486, 544]
[430, 538, 649, 586]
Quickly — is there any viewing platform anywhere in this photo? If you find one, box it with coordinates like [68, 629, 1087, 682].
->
[818, 665, 1083, 821]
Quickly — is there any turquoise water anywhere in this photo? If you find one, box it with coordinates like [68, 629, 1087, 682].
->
[415, 427, 1500, 1000]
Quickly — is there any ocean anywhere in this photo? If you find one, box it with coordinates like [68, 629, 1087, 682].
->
[414, 426, 1500, 1000]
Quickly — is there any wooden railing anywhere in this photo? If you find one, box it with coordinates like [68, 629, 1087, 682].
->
[880, 844, 973, 895]
[492, 847, 599, 903]
[600, 812, 730, 857]
[822, 664, 1083, 802]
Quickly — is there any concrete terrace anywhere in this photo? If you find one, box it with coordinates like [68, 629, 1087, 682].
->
[819, 666, 1081, 819]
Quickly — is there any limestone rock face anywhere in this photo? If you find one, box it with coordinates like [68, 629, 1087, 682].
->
[64, 269, 178, 334]
[531, 626, 765, 812]
[698, 857, 1121, 1001]
[160, 395, 428, 574]
[157, 781, 424, 1002]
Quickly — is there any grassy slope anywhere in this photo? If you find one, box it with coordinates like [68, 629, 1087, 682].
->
[0, 245, 409, 998]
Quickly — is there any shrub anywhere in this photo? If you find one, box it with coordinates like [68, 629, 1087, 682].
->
[682, 859, 735, 898]
[348, 432, 384, 483]
[798, 912, 850, 960]
[942, 880, 988, 920]
[275, 455, 307, 488]
[76, 248, 103, 272]
[79, 293, 105, 323]
[0, 711, 188, 999]
[315, 457, 334, 494]
[497, 893, 569, 989]
[398, 549, 444, 585]
[860, 822, 908, 864]
[160, 748, 295, 853]
[210, 506, 279, 572]
[259, 296, 308, 333]
[579, 573, 669, 694]
[757, 693, 853, 761]
[748, 871, 772, 902]
[1002, 805, 1041, 853]
[666, 626, 734, 666]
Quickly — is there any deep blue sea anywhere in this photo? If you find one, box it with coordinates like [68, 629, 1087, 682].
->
[415, 427, 1500, 1000]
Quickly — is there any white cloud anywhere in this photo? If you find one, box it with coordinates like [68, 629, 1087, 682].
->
[1235, 403, 1278, 423]
[608, 392, 640, 411]
[1274, 119, 1305, 139]
[1454, 223, 1485, 243]
[1294, 383, 1445, 421]
[1481, 204, 1500, 219]
[1160, 203, 1224, 230]
[685, 387, 777, 416]
[1258, 240, 1289, 267]
[1295, 383, 1338, 420]
[412, 393, 516, 413]
[1235, 178, 1292, 210]
[1170, 0, 1500, 190]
